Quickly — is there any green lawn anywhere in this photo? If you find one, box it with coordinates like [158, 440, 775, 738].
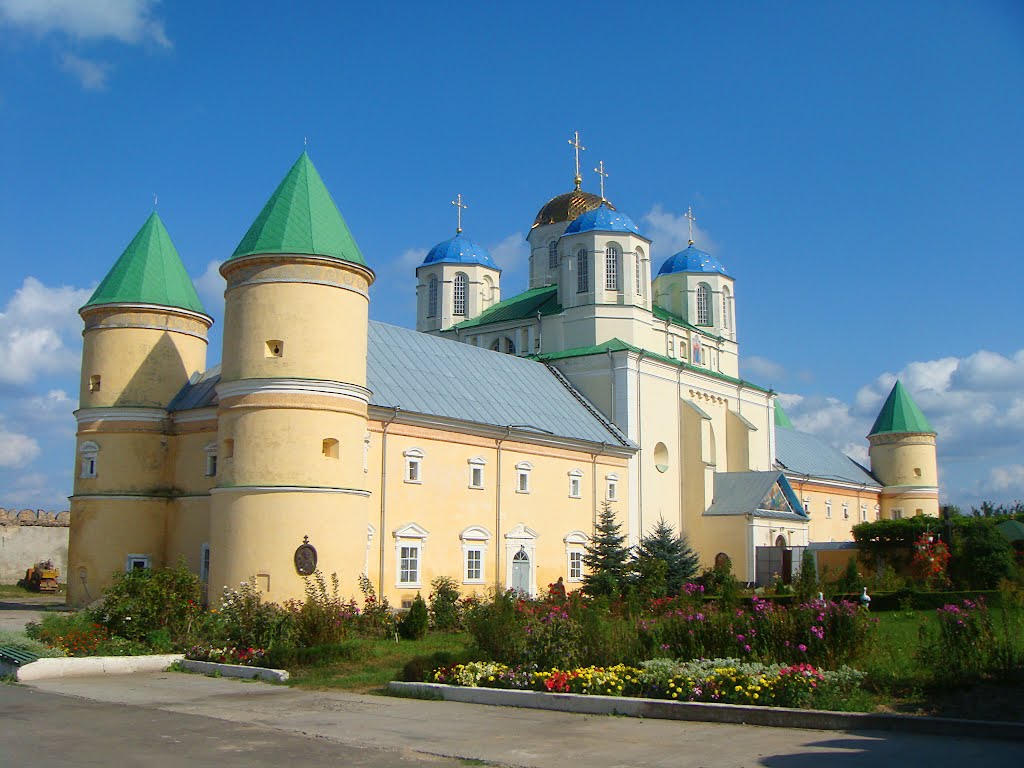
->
[0, 584, 34, 598]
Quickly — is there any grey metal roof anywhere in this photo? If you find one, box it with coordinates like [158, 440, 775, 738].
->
[806, 541, 859, 551]
[704, 471, 809, 521]
[775, 427, 880, 487]
[168, 323, 632, 448]
[367, 322, 631, 446]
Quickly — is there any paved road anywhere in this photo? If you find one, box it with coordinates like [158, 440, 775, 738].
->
[16, 672, 1020, 767]
[0, 594, 65, 633]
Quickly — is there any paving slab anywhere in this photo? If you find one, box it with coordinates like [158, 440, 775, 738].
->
[24, 672, 1021, 768]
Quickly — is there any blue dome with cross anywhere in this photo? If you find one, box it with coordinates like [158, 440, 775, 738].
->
[421, 233, 499, 270]
[657, 244, 730, 277]
[562, 203, 642, 237]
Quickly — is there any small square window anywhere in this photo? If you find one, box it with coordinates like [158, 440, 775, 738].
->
[265, 340, 284, 358]
[322, 438, 339, 459]
[126, 555, 151, 572]
[89, 374, 101, 392]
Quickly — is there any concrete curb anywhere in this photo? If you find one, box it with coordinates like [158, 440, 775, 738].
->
[388, 682, 1024, 742]
[15, 654, 183, 681]
[176, 659, 289, 683]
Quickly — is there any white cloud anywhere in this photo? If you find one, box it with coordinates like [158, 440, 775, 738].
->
[987, 465, 1024, 494]
[59, 52, 108, 89]
[0, 277, 91, 387]
[395, 248, 427, 271]
[488, 233, 529, 285]
[20, 389, 74, 425]
[0, 0, 170, 47]
[743, 355, 787, 382]
[0, 428, 40, 468]
[641, 204, 720, 261]
[193, 259, 224, 313]
[3, 471, 70, 509]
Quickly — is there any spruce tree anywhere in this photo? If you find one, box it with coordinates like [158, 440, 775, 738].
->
[632, 518, 700, 596]
[582, 502, 632, 597]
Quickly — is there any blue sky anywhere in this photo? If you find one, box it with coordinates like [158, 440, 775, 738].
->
[0, 1, 1022, 510]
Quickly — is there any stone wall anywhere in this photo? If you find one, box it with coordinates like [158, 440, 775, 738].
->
[0, 508, 71, 584]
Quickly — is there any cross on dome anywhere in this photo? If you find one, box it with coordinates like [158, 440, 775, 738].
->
[451, 193, 468, 234]
[568, 130, 586, 190]
[594, 160, 608, 202]
[685, 206, 696, 245]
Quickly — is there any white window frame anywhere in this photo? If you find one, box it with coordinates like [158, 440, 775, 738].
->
[460, 525, 491, 585]
[403, 447, 424, 484]
[504, 523, 539, 597]
[635, 247, 644, 296]
[548, 240, 558, 269]
[892, 507, 904, 520]
[125, 554, 151, 572]
[427, 276, 439, 318]
[468, 456, 486, 490]
[564, 531, 589, 583]
[825, 500, 833, 519]
[860, 504, 868, 523]
[393, 523, 429, 589]
[606, 473, 619, 501]
[803, 497, 810, 514]
[696, 283, 712, 325]
[204, 442, 218, 477]
[453, 272, 468, 316]
[515, 461, 532, 494]
[842, 502, 850, 520]
[568, 468, 583, 499]
[605, 245, 620, 290]
[576, 248, 588, 293]
[79, 441, 99, 479]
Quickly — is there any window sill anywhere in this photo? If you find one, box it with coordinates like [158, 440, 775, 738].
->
[569, 494, 581, 500]
[515, 489, 531, 495]
[468, 485, 485, 491]
[463, 578, 486, 586]
[397, 582, 422, 590]
[404, 479, 422, 485]
[567, 577, 583, 584]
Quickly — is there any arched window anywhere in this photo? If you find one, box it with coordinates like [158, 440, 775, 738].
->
[427, 276, 438, 317]
[696, 283, 711, 325]
[453, 273, 468, 316]
[722, 285, 731, 330]
[548, 240, 558, 269]
[481, 275, 495, 309]
[490, 339, 501, 352]
[79, 441, 99, 479]
[605, 245, 620, 290]
[635, 247, 644, 296]
[504, 336, 516, 355]
[576, 248, 588, 292]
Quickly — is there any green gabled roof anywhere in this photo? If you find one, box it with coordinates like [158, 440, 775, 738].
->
[452, 285, 561, 330]
[533, 338, 772, 394]
[774, 402, 794, 429]
[869, 380, 935, 436]
[231, 151, 367, 266]
[84, 212, 205, 314]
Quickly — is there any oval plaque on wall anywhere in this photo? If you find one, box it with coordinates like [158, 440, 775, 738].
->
[294, 535, 317, 576]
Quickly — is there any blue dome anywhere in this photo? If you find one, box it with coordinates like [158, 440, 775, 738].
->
[562, 204, 642, 237]
[421, 233, 499, 270]
[656, 244, 730, 277]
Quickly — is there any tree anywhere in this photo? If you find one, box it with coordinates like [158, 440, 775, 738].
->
[950, 520, 1015, 589]
[632, 518, 700, 597]
[582, 502, 632, 597]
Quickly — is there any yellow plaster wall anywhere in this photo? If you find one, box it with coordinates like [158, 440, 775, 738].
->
[73, 429, 173, 494]
[869, 434, 939, 488]
[787, 480, 880, 543]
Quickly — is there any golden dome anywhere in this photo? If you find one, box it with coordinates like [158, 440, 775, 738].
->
[532, 189, 614, 229]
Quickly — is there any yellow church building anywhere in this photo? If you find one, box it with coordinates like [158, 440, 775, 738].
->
[66, 147, 939, 607]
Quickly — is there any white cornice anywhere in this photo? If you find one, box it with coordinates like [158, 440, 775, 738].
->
[80, 302, 213, 326]
[879, 485, 939, 496]
[75, 407, 168, 425]
[217, 378, 371, 403]
[171, 407, 218, 424]
[210, 485, 371, 497]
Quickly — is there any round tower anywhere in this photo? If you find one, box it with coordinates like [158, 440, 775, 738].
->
[209, 151, 375, 603]
[868, 380, 939, 519]
[68, 212, 212, 606]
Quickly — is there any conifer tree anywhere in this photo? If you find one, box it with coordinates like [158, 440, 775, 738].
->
[632, 518, 700, 596]
[582, 502, 631, 597]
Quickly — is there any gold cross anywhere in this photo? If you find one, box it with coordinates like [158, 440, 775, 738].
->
[594, 160, 608, 201]
[568, 130, 586, 190]
[451, 193, 468, 234]
[153, 193, 158, 210]
[685, 206, 696, 245]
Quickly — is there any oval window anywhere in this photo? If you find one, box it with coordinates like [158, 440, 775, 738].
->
[654, 442, 669, 473]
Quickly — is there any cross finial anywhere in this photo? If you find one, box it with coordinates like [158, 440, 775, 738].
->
[594, 160, 608, 202]
[568, 130, 586, 190]
[304, 136, 308, 148]
[685, 206, 696, 245]
[451, 193, 468, 234]
[153, 193, 158, 210]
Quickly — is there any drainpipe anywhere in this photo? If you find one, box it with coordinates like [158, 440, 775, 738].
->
[536, 311, 543, 355]
[495, 425, 512, 587]
[591, 441, 608, 533]
[378, 406, 401, 597]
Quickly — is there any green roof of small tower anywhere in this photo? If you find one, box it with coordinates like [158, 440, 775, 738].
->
[230, 151, 367, 266]
[774, 402, 794, 429]
[84, 212, 205, 314]
[869, 380, 935, 436]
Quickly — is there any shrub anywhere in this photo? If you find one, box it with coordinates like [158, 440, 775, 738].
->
[950, 522, 1015, 589]
[356, 574, 395, 637]
[398, 594, 429, 640]
[402, 649, 473, 682]
[582, 502, 631, 598]
[218, 580, 293, 649]
[0, 630, 65, 659]
[95, 636, 151, 656]
[917, 598, 994, 682]
[92, 561, 203, 645]
[631, 519, 699, 597]
[464, 589, 527, 663]
[794, 550, 819, 602]
[264, 641, 361, 670]
[186, 644, 268, 666]
[428, 576, 462, 631]
[284, 571, 358, 647]
[26, 613, 107, 656]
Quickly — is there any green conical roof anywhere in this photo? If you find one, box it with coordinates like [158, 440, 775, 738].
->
[84, 212, 205, 314]
[774, 402, 794, 429]
[230, 151, 367, 266]
[869, 380, 935, 436]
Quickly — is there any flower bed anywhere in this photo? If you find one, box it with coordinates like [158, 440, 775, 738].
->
[431, 657, 865, 709]
[185, 644, 268, 666]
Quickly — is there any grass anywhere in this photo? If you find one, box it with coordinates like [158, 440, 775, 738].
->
[285, 632, 472, 692]
[0, 584, 32, 598]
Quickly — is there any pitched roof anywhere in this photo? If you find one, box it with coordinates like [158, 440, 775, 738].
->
[703, 471, 808, 521]
[169, 322, 633, 449]
[774, 402, 795, 429]
[231, 151, 367, 267]
[869, 380, 935, 436]
[84, 212, 205, 314]
[452, 285, 561, 330]
[996, 519, 1024, 543]
[775, 428, 881, 487]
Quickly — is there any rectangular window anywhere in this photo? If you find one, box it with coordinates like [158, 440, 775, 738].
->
[406, 459, 421, 483]
[569, 551, 583, 581]
[517, 471, 530, 493]
[569, 476, 581, 498]
[607, 480, 618, 501]
[843, 504, 850, 520]
[80, 457, 97, 479]
[200, 544, 210, 584]
[205, 454, 218, 477]
[892, 508, 904, 520]
[399, 545, 419, 584]
[860, 505, 868, 523]
[605, 247, 619, 290]
[825, 504, 832, 519]
[470, 465, 484, 489]
[126, 555, 151, 572]
[465, 549, 483, 582]
[577, 250, 589, 293]
[89, 374, 101, 392]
